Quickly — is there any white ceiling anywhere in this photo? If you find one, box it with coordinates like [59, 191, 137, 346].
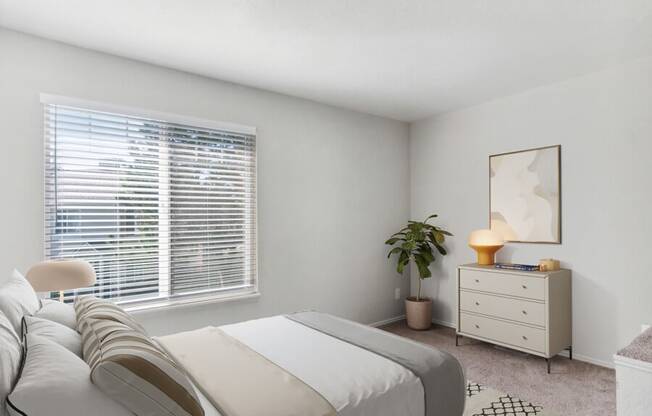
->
[1, 1, 651, 121]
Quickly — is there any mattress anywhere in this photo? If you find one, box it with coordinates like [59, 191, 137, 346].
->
[190, 315, 425, 416]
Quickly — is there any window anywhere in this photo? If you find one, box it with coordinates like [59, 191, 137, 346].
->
[43, 96, 257, 308]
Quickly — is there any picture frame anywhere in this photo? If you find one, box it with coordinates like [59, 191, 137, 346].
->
[489, 145, 561, 244]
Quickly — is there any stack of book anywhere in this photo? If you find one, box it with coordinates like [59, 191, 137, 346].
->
[494, 263, 540, 272]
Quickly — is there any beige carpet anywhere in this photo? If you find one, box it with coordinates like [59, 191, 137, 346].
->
[382, 321, 616, 416]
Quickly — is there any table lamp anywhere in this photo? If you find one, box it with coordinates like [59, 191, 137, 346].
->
[26, 259, 96, 301]
[468, 229, 504, 265]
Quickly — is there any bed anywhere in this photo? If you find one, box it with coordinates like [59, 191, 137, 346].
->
[185, 315, 426, 416]
[0, 269, 466, 416]
[161, 313, 466, 416]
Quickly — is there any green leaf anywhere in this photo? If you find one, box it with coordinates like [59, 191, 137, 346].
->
[414, 255, 432, 278]
[396, 251, 409, 274]
[434, 243, 447, 255]
[435, 232, 445, 244]
[424, 214, 438, 222]
[438, 230, 453, 236]
[387, 247, 402, 258]
[417, 264, 432, 279]
[409, 222, 425, 231]
[418, 245, 434, 263]
[385, 237, 401, 245]
[411, 232, 424, 243]
[401, 241, 417, 251]
[414, 253, 429, 267]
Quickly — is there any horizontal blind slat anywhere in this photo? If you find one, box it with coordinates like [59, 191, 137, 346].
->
[44, 103, 256, 305]
[45, 112, 255, 145]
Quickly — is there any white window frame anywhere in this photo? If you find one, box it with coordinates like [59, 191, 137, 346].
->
[41, 94, 259, 311]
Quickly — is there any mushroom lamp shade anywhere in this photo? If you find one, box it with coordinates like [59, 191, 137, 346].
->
[26, 260, 96, 295]
[468, 229, 504, 265]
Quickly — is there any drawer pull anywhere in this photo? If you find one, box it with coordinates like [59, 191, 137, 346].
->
[522, 285, 527, 289]
[474, 324, 480, 329]
[522, 335, 528, 341]
[475, 279, 480, 283]
[522, 310, 528, 315]
[475, 301, 480, 306]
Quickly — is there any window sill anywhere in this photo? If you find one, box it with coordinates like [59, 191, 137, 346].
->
[124, 290, 261, 315]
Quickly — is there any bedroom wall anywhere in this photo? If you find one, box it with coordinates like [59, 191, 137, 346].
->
[409, 56, 652, 367]
[0, 28, 411, 334]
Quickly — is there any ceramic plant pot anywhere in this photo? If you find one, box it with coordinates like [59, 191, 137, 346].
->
[405, 297, 432, 330]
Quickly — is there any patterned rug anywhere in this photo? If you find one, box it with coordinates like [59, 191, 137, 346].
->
[464, 382, 553, 416]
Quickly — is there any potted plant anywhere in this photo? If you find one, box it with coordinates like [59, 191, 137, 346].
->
[386, 214, 452, 330]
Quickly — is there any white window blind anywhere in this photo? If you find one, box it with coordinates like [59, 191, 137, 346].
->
[43, 100, 257, 307]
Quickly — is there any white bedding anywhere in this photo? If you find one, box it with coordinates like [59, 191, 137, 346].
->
[192, 383, 221, 416]
[192, 316, 425, 416]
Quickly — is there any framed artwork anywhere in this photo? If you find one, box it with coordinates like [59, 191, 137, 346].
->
[489, 145, 561, 243]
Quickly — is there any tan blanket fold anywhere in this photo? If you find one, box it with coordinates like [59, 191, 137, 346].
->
[156, 327, 337, 416]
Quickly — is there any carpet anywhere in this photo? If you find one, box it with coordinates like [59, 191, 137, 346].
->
[465, 381, 553, 416]
[382, 322, 615, 416]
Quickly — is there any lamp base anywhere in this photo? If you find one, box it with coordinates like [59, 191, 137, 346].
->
[469, 244, 504, 265]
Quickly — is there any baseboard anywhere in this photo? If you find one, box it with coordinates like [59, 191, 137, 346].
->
[431, 318, 615, 369]
[614, 354, 652, 373]
[369, 314, 405, 327]
[432, 317, 456, 328]
[559, 350, 614, 369]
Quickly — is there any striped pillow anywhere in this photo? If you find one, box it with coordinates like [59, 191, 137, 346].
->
[75, 296, 145, 334]
[81, 318, 204, 416]
[79, 318, 136, 367]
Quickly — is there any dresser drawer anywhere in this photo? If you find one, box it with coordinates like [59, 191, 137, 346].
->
[459, 269, 545, 300]
[459, 290, 546, 327]
[460, 312, 546, 354]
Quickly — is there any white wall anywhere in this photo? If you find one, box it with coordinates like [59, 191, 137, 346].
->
[409, 56, 652, 367]
[0, 28, 410, 334]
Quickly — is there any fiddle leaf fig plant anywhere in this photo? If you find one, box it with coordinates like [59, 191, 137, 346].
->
[385, 214, 452, 301]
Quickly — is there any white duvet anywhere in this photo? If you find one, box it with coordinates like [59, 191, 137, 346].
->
[191, 316, 425, 416]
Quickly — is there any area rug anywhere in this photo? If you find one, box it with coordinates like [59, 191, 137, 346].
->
[464, 382, 555, 416]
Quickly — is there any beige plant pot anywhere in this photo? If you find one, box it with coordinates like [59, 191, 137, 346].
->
[405, 297, 433, 330]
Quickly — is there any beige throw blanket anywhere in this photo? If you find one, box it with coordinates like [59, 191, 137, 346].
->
[157, 327, 337, 416]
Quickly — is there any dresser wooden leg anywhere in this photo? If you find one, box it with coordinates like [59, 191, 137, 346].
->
[455, 335, 460, 346]
[568, 346, 573, 360]
[546, 358, 551, 374]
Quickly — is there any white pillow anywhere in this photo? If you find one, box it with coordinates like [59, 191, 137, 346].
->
[7, 334, 133, 416]
[23, 316, 82, 357]
[0, 312, 21, 416]
[0, 270, 40, 334]
[34, 299, 77, 329]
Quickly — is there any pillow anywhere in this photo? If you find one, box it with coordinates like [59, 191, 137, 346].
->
[79, 317, 136, 365]
[6, 334, 132, 416]
[22, 315, 82, 357]
[75, 295, 146, 334]
[34, 299, 77, 329]
[0, 270, 40, 334]
[81, 318, 204, 416]
[0, 313, 21, 416]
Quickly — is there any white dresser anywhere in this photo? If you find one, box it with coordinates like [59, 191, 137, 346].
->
[456, 263, 572, 373]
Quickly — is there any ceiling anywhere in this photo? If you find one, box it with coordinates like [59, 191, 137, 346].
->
[1, 1, 651, 121]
